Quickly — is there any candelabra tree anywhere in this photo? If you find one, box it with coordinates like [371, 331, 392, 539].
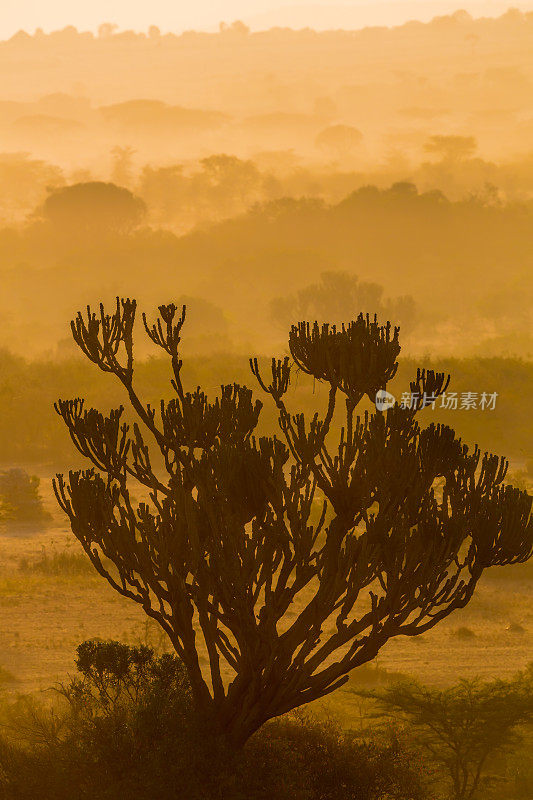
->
[54, 299, 533, 749]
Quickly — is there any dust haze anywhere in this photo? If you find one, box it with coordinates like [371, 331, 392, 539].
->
[0, 8, 531, 800]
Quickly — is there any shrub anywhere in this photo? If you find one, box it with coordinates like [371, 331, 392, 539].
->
[0, 469, 51, 526]
[451, 626, 476, 640]
[0, 640, 428, 800]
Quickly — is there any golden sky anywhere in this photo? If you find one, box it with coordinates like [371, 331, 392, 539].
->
[1, 0, 531, 38]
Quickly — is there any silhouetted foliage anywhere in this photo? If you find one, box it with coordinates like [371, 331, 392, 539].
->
[53, 299, 533, 748]
[41, 181, 146, 236]
[364, 675, 533, 800]
[0, 640, 428, 799]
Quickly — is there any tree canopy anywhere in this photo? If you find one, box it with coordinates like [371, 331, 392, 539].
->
[365, 675, 533, 800]
[41, 181, 146, 236]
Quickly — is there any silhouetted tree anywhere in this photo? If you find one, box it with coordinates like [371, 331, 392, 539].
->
[270, 271, 418, 336]
[365, 676, 533, 800]
[54, 300, 532, 748]
[424, 135, 477, 162]
[98, 23, 118, 39]
[199, 154, 262, 209]
[110, 145, 135, 187]
[316, 124, 363, 159]
[41, 181, 146, 236]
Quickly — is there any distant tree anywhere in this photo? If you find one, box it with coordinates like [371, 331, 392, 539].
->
[389, 181, 418, 197]
[98, 23, 118, 39]
[54, 299, 532, 749]
[0, 468, 51, 525]
[199, 154, 261, 204]
[139, 156, 263, 227]
[386, 294, 418, 337]
[270, 271, 418, 336]
[424, 135, 477, 162]
[366, 676, 533, 800]
[41, 181, 146, 236]
[230, 21, 250, 35]
[270, 271, 384, 330]
[219, 21, 250, 36]
[137, 164, 190, 227]
[174, 295, 229, 351]
[0, 152, 64, 215]
[110, 145, 135, 187]
[316, 124, 363, 160]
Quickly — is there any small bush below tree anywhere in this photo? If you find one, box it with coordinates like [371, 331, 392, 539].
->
[0, 640, 428, 800]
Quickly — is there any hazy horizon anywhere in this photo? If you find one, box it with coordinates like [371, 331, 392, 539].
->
[2, 0, 532, 39]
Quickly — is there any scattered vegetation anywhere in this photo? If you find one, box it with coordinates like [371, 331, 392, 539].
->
[0, 350, 531, 465]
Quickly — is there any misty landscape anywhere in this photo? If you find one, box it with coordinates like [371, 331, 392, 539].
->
[0, 6, 531, 799]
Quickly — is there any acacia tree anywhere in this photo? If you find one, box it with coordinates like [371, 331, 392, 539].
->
[54, 299, 533, 748]
[365, 677, 533, 800]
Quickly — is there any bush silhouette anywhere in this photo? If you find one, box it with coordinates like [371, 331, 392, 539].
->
[0, 641, 428, 799]
[0, 468, 51, 525]
[54, 300, 532, 749]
